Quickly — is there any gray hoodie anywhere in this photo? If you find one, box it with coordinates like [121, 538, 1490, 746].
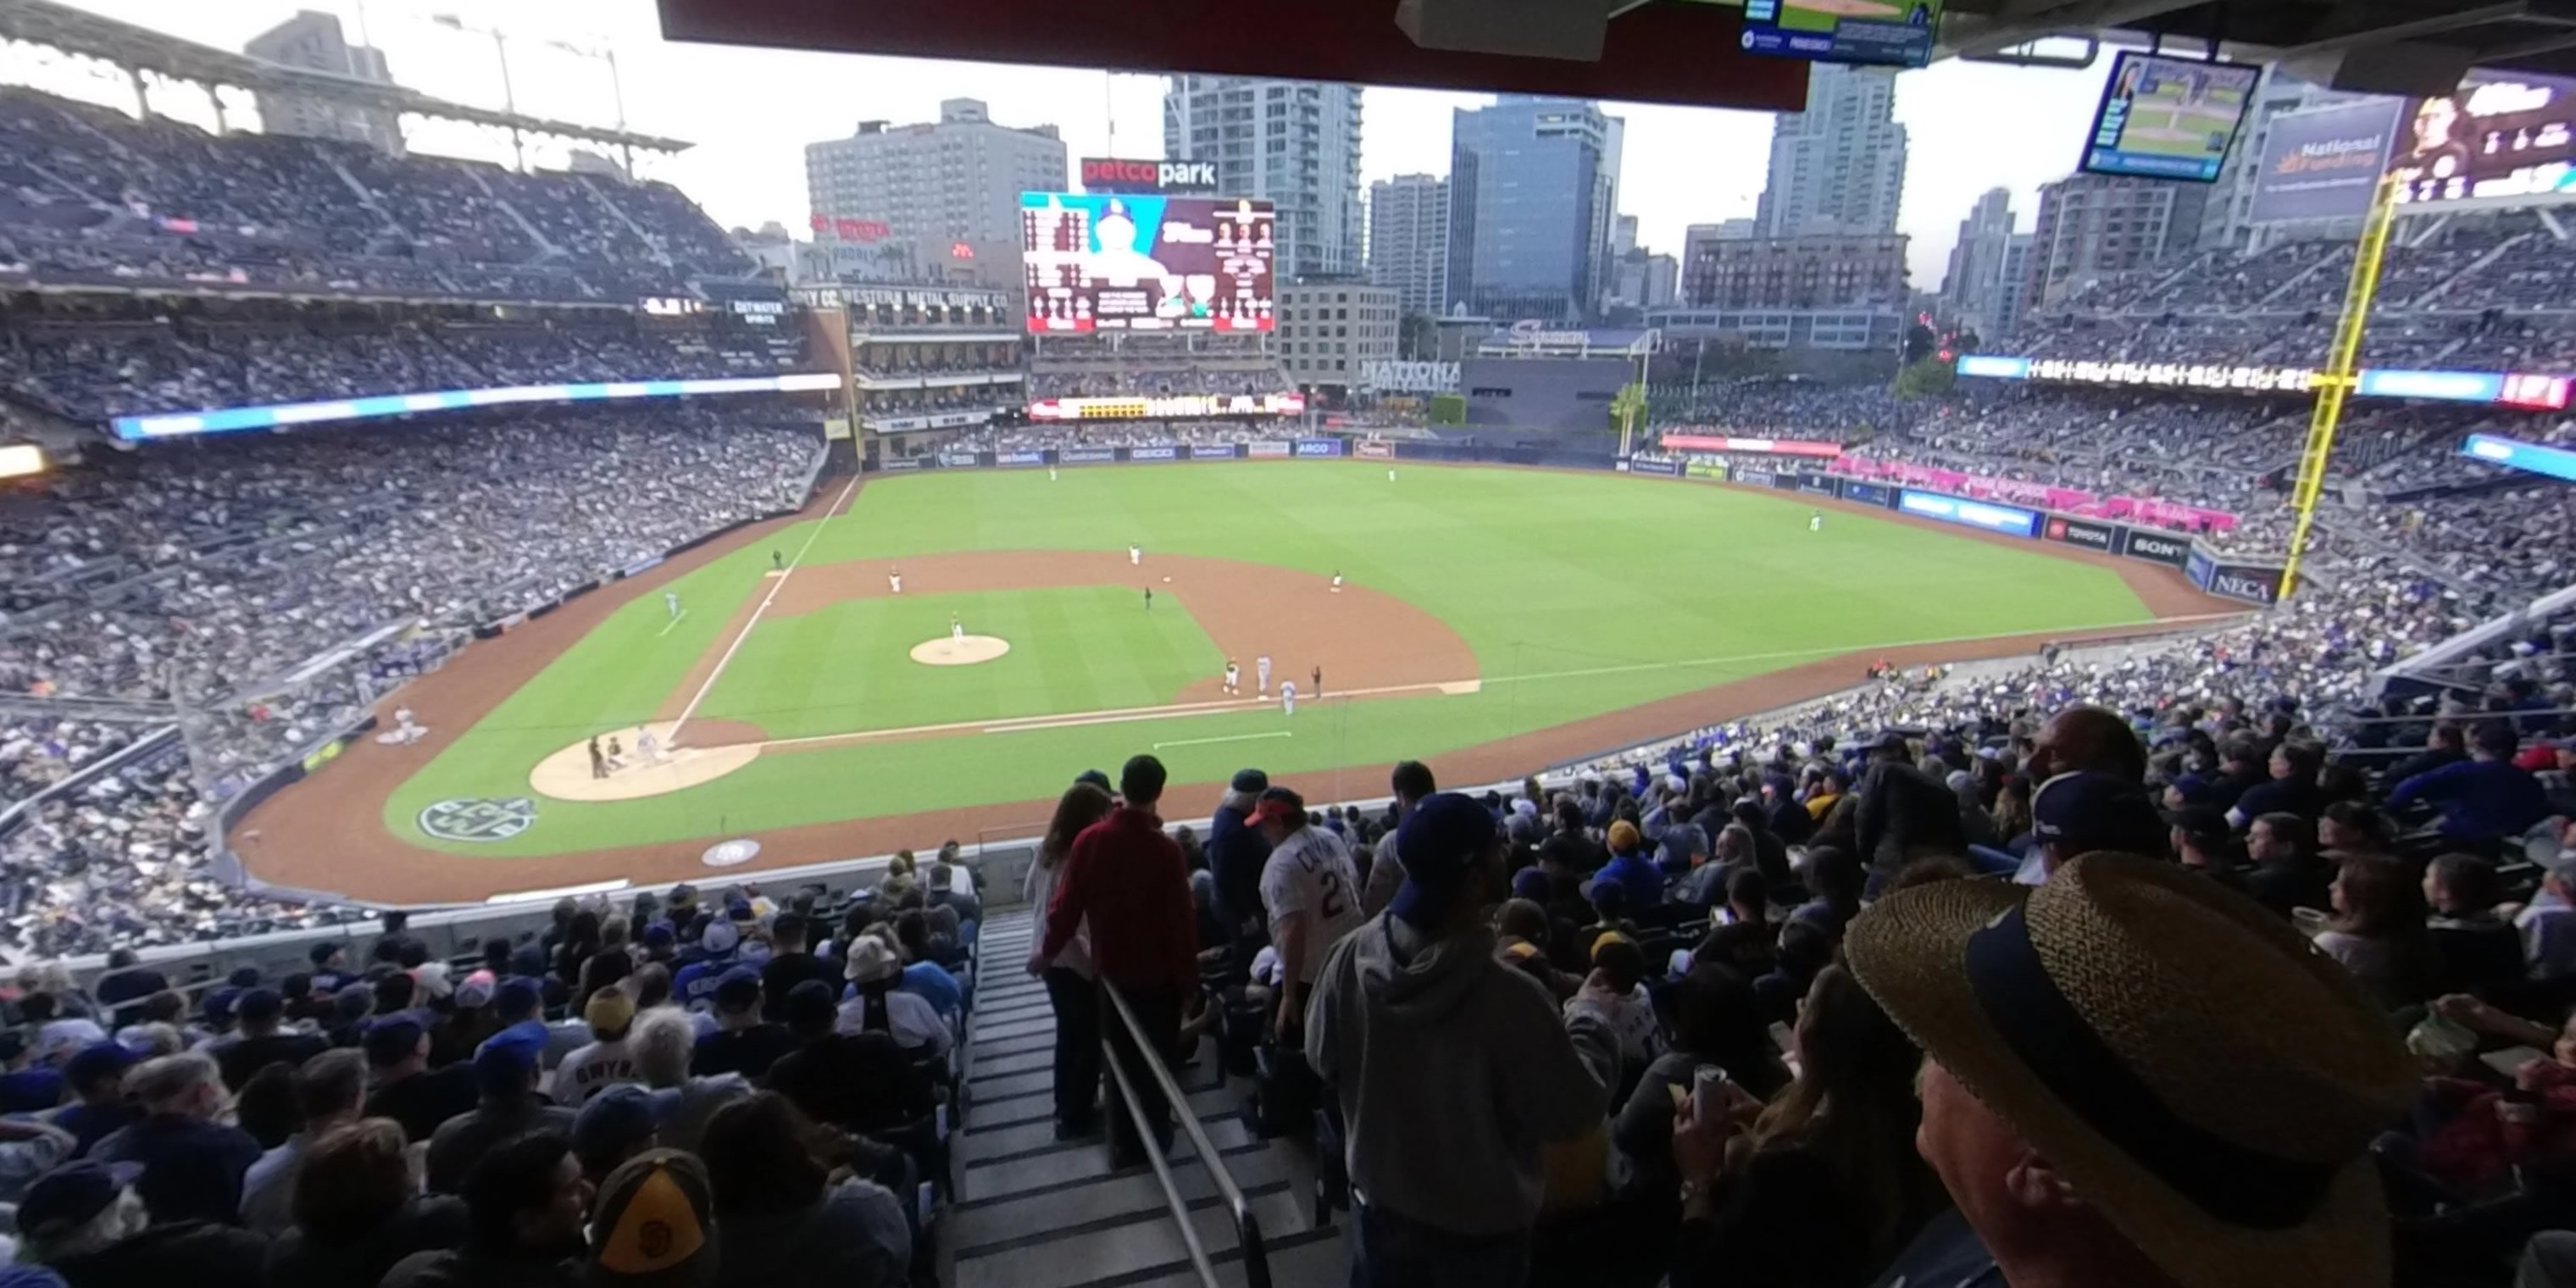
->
[1304, 914, 1618, 1237]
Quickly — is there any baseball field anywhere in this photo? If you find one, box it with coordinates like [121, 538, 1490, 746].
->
[230, 461, 2233, 902]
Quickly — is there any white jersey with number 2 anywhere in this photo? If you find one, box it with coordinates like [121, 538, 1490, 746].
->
[1258, 825, 1363, 985]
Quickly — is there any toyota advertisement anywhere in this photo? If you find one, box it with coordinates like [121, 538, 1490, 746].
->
[1022, 192, 1274, 334]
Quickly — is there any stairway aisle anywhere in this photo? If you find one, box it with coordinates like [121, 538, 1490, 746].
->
[947, 911, 1347, 1288]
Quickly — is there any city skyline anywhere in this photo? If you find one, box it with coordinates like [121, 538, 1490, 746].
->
[35, 0, 2122, 290]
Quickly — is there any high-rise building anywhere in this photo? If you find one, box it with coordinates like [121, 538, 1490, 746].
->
[1367, 174, 1448, 317]
[1994, 233, 2033, 339]
[1277, 280, 1400, 386]
[803, 98, 1067, 286]
[2024, 173, 2207, 309]
[1754, 65, 1907, 237]
[1682, 234, 1908, 311]
[1163, 77, 1363, 280]
[1447, 96, 1624, 321]
[1940, 187, 2021, 337]
[244, 12, 401, 152]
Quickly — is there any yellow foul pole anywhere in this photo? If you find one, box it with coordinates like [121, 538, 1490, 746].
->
[2279, 173, 2401, 599]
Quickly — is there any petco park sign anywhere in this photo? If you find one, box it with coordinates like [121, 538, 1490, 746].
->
[1080, 157, 1219, 194]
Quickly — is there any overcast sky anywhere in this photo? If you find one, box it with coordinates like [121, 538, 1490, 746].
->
[29, 0, 2118, 286]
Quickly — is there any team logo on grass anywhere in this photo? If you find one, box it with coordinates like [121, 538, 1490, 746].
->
[419, 797, 539, 843]
[702, 839, 761, 869]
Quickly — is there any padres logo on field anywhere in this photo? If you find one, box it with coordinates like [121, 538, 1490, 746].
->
[419, 797, 539, 844]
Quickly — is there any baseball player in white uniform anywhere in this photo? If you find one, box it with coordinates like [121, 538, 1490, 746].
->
[1387, 468, 1396, 482]
[951, 614, 964, 642]
[1223, 660, 1241, 695]
[1330, 571, 1343, 592]
[663, 591, 681, 621]
[1279, 680, 1297, 715]
[1129, 543, 1142, 566]
[1809, 510, 1824, 533]
[636, 729, 662, 763]
[889, 569, 903, 594]
[1257, 655, 1272, 696]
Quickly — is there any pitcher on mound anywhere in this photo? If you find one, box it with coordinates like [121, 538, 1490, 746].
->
[951, 613, 965, 643]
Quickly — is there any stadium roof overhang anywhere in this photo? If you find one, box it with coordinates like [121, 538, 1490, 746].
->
[0, 0, 691, 153]
[1941, 0, 2576, 93]
[655, 0, 1810, 112]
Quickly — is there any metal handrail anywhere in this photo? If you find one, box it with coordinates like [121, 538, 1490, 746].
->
[1099, 976, 1272, 1288]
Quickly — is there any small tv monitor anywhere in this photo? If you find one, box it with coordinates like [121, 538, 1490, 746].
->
[2079, 51, 2261, 182]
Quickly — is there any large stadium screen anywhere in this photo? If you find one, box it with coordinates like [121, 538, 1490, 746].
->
[2391, 70, 2576, 206]
[1021, 193, 1275, 334]
[1740, 0, 1940, 69]
[2079, 52, 2259, 182]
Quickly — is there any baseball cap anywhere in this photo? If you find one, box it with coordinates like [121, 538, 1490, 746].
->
[235, 987, 283, 1025]
[2033, 771, 2168, 857]
[493, 976, 542, 1019]
[1390, 792, 1500, 930]
[667, 883, 699, 908]
[63, 1042, 137, 1091]
[588, 1149, 718, 1286]
[2165, 804, 2233, 848]
[332, 983, 375, 1021]
[308, 941, 345, 967]
[471, 1040, 536, 1095]
[573, 1085, 668, 1173]
[586, 988, 638, 1034]
[1229, 768, 1269, 795]
[1075, 768, 1114, 794]
[641, 923, 675, 949]
[711, 966, 762, 1011]
[454, 970, 497, 1011]
[361, 1014, 428, 1068]
[202, 986, 242, 1025]
[15, 1161, 142, 1238]
[1252, 786, 1306, 828]
[1509, 867, 1552, 902]
[785, 979, 838, 1028]
[700, 919, 740, 955]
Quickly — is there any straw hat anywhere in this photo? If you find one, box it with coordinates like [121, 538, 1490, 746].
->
[1844, 853, 2412, 1288]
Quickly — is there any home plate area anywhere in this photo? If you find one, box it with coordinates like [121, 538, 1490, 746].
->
[911, 634, 1011, 666]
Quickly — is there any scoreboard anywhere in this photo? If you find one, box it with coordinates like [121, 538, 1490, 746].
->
[1022, 192, 1275, 334]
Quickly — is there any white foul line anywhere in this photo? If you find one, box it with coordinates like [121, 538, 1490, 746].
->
[697, 610, 2243, 755]
[653, 609, 690, 639]
[1153, 730, 1294, 751]
[667, 475, 861, 744]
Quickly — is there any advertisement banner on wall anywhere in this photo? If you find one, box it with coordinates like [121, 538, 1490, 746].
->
[1129, 445, 1180, 461]
[1840, 480, 1893, 508]
[1795, 473, 1837, 497]
[1357, 440, 1395, 460]
[2246, 99, 2407, 223]
[2042, 515, 2124, 554]
[1897, 490, 2040, 538]
[1624, 457, 1682, 477]
[1188, 444, 1239, 460]
[880, 458, 921, 472]
[938, 452, 983, 468]
[1770, 472, 1802, 491]
[2121, 529, 2192, 568]
[1734, 467, 1777, 488]
[2187, 549, 2285, 605]
[997, 450, 1047, 466]
[1294, 439, 1344, 458]
[1247, 441, 1292, 458]
[1060, 447, 1119, 464]
[1685, 461, 1728, 481]
[1657, 434, 1844, 458]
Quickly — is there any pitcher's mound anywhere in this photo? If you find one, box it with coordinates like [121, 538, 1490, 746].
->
[913, 635, 1010, 666]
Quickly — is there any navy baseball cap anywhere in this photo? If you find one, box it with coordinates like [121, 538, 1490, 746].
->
[785, 979, 838, 1028]
[236, 987, 283, 1024]
[641, 923, 675, 948]
[16, 1160, 142, 1235]
[361, 1014, 428, 1067]
[202, 986, 242, 1024]
[712, 965, 762, 1010]
[572, 1084, 669, 1171]
[2034, 771, 2168, 857]
[1391, 793, 1501, 930]
[472, 1040, 536, 1094]
[63, 1042, 137, 1091]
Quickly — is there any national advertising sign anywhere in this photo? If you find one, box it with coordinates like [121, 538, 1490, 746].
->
[1188, 444, 1239, 460]
[1734, 467, 1778, 488]
[1840, 480, 1893, 508]
[1247, 441, 1291, 458]
[1060, 447, 1119, 464]
[2246, 99, 2406, 224]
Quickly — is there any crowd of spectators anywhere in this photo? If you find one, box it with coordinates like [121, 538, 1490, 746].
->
[0, 401, 821, 958]
[0, 314, 808, 424]
[0, 87, 756, 306]
[0, 873, 978, 1284]
[1027, 363, 1290, 401]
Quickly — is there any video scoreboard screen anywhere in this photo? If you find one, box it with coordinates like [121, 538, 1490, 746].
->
[2392, 70, 2576, 206]
[1022, 192, 1274, 334]
[1740, 0, 1940, 68]
[2079, 52, 2258, 182]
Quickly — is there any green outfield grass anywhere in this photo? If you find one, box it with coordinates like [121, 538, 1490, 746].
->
[384, 463, 2162, 858]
